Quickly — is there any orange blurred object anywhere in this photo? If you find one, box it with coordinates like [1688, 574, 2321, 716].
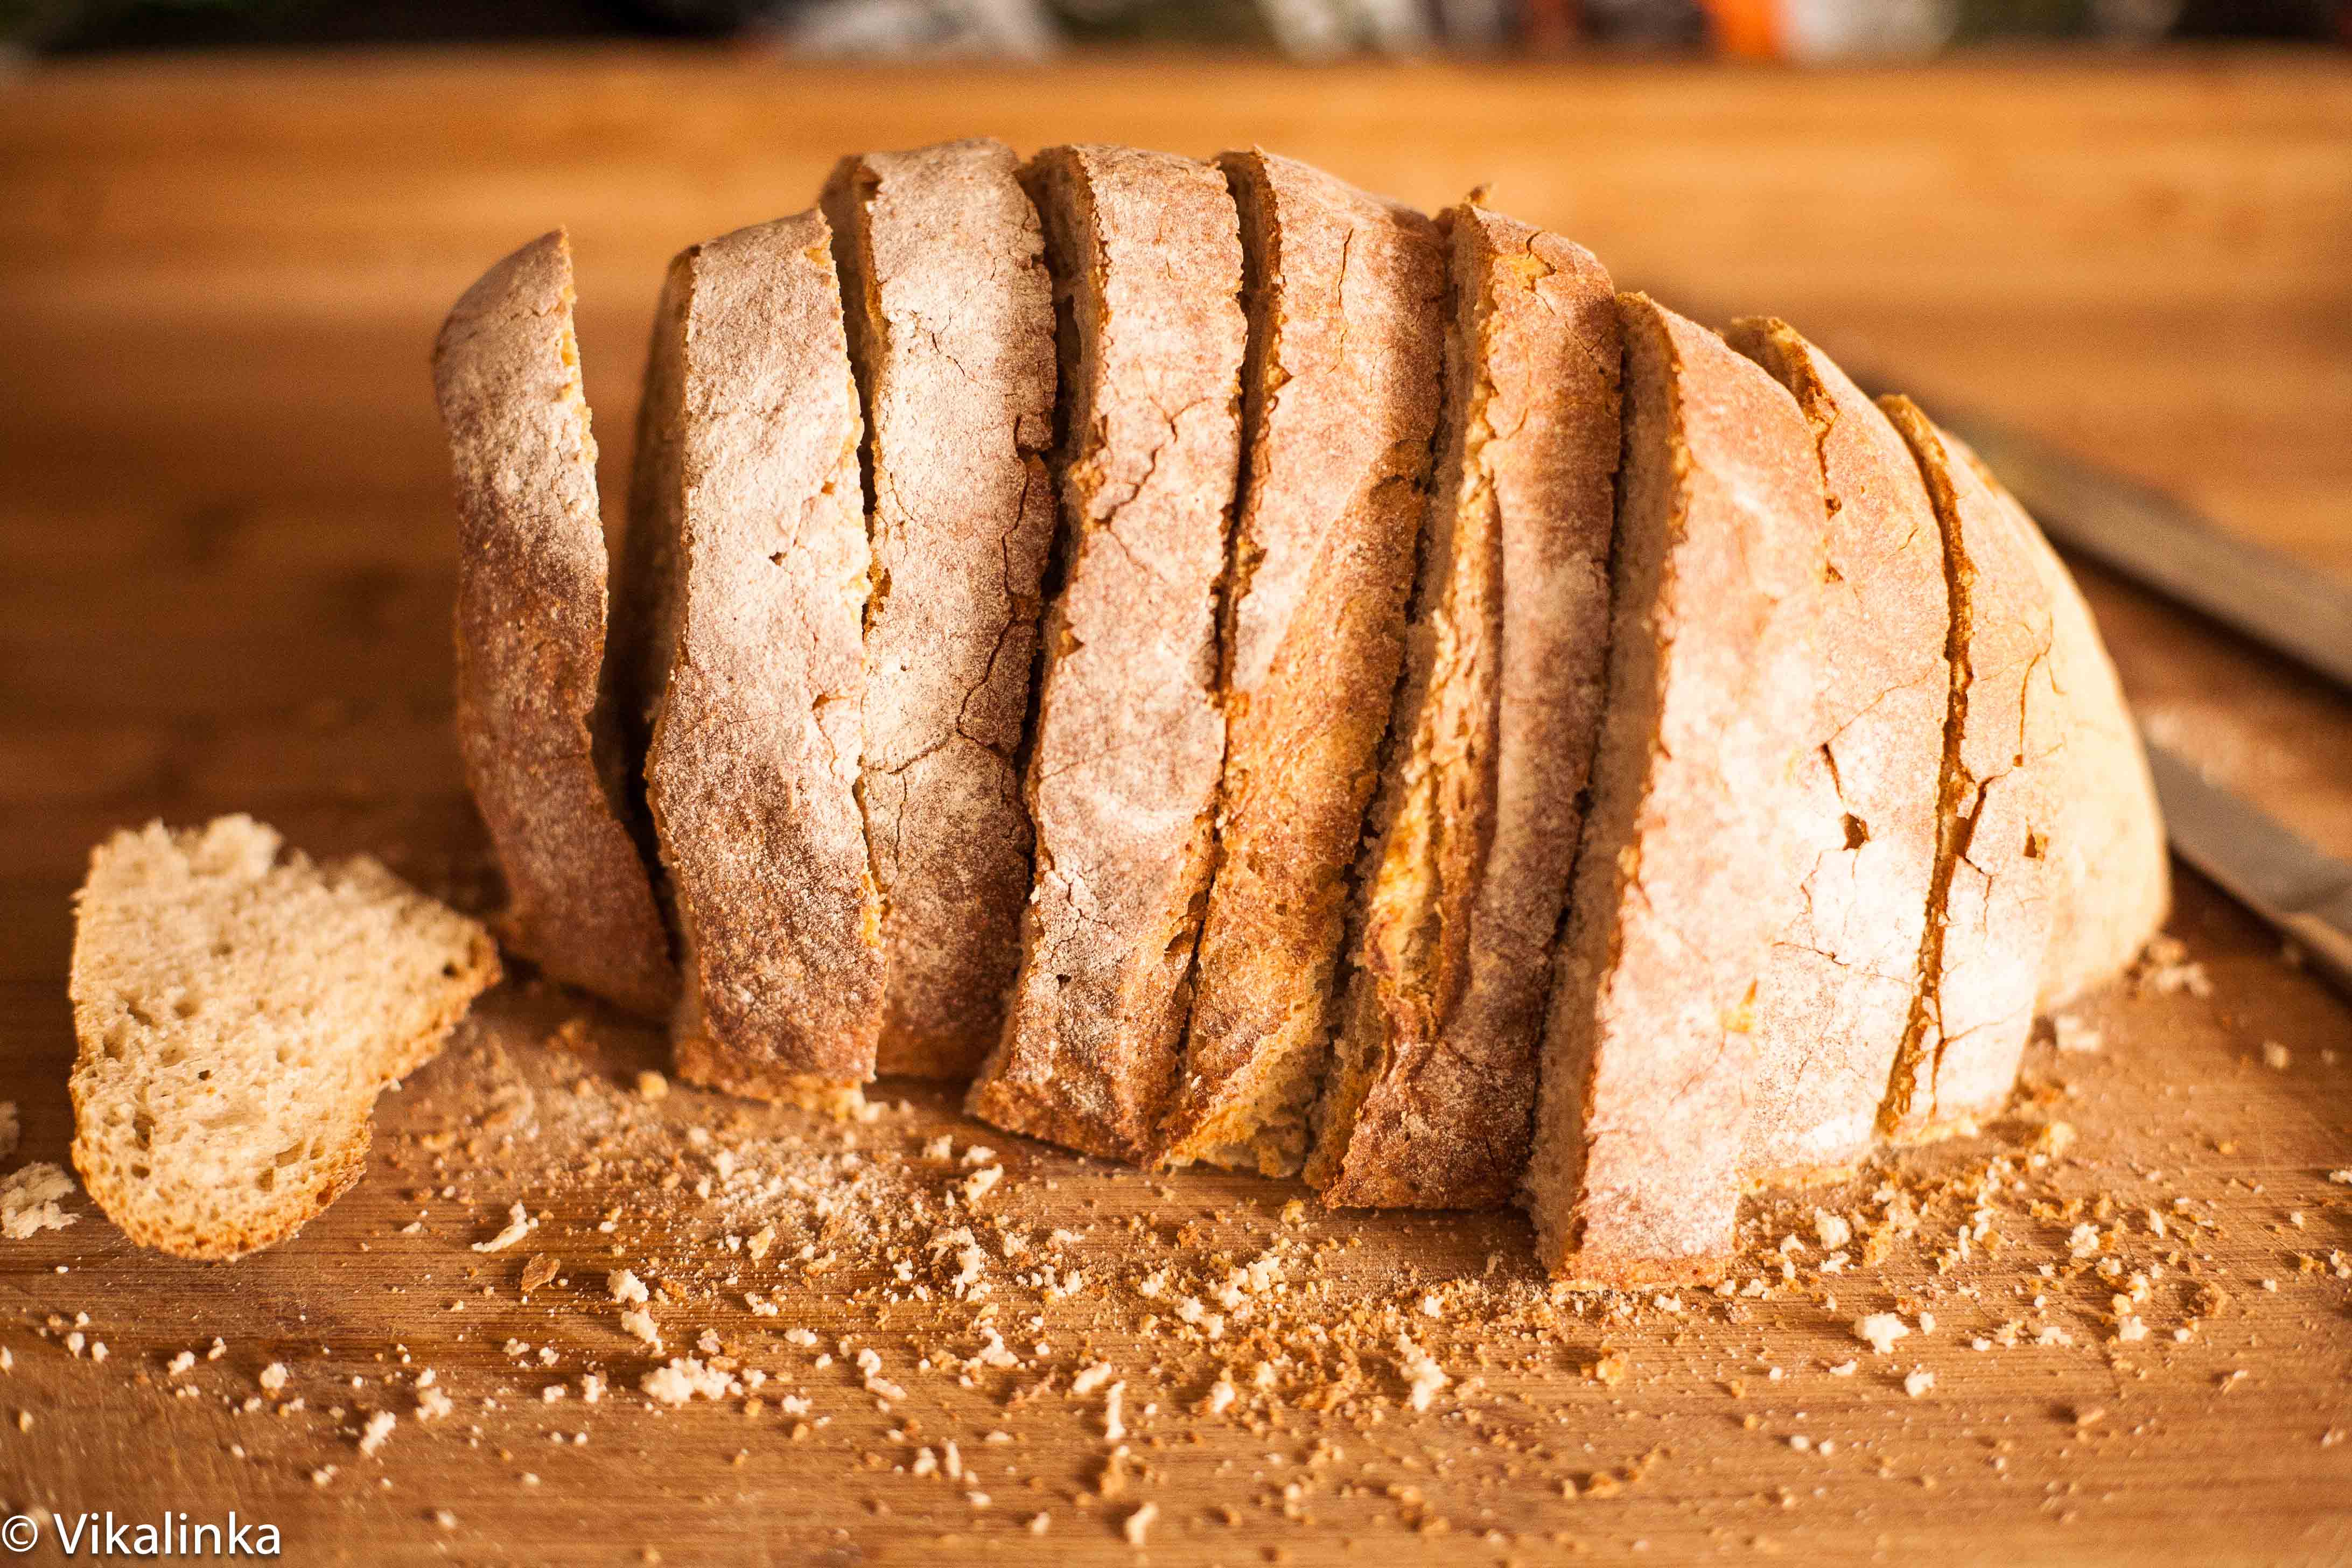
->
[1702, 0, 1781, 57]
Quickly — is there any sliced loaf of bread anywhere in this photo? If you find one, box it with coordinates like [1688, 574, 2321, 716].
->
[1156, 149, 1445, 1177]
[621, 211, 883, 1109]
[1523, 296, 1826, 1285]
[964, 145, 1247, 1161]
[1306, 206, 1620, 1209]
[434, 229, 676, 1020]
[68, 816, 499, 1260]
[1726, 319, 1950, 1186]
[822, 139, 1059, 1080]
[1876, 397, 2060, 1140]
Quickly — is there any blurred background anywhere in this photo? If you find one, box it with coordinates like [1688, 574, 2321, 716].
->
[3, 0, 2346, 59]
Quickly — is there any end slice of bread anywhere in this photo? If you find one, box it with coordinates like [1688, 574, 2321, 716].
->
[435, 229, 677, 1020]
[1947, 436, 2169, 1010]
[68, 816, 500, 1261]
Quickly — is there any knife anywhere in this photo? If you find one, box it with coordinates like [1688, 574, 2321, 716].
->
[2143, 738, 2352, 995]
[1938, 411, 2352, 694]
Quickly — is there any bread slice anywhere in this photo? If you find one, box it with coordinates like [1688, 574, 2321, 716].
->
[820, 141, 1059, 1081]
[964, 144, 1247, 1162]
[1523, 296, 1826, 1286]
[1725, 319, 1950, 1186]
[1876, 397, 2060, 1140]
[433, 229, 676, 1020]
[1304, 206, 1619, 1209]
[1950, 436, 2169, 1009]
[1153, 150, 1445, 1177]
[620, 211, 883, 1108]
[68, 816, 499, 1261]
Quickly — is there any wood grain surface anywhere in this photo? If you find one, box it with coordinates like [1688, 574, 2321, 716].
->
[1, 47, 2349, 1567]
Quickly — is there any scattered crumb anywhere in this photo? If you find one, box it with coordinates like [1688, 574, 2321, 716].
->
[0, 1163, 77, 1237]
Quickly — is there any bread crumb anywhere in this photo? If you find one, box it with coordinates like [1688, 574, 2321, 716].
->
[636, 1071, 669, 1102]
[1814, 1209, 1852, 1249]
[471, 1202, 534, 1253]
[620, 1309, 661, 1350]
[2261, 1041, 2291, 1070]
[1903, 1369, 1934, 1397]
[961, 1166, 1003, 1206]
[1102, 1382, 1126, 1440]
[358, 1410, 396, 1457]
[1398, 1336, 1447, 1411]
[520, 1253, 559, 1293]
[0, 1163, 78, 1237]
[2052, 1015, 2103, 1054]
[1123, 1502, 1158, 1546]
[609, 1269, 649, 1304]
[642, 1358, 739, 1407]
[258, 1363, 288, 1392]
[1856, 1314, 1909, 1354]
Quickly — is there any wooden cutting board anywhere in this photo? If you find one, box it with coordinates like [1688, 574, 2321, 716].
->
[1, 49, 2349, 1567]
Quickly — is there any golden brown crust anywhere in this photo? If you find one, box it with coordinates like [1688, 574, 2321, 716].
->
[965, 145, 1246, 1163]
[1877, 398, 2059, 1142]
[822, 140, 1059, 1080]
[1949, 439, 2170, 1010]
[627, 211, 884, 1098]
[1154, 150, 1444, 1177]
[1306, 206, 1619, 1209]
[1726, 320, 1950, 1187]
[432, 230, 676, 1019]
[1524, 296, 1826, 1286]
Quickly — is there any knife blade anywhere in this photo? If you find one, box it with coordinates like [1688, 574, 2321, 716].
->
[2143, 736, 2352, 994]
[1938, 411, 2352, 694]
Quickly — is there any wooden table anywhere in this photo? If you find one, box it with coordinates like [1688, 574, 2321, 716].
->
[2, 48, 2349, 1566]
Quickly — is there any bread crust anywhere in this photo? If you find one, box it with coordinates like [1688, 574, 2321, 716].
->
[1950, 438, 2169, 1010]
[432, 230, 676, 1019]
[1726, 320, 1949, 1186]
[964, 145, 1246, 1162]
[822, 139, 1059, 1080]
[1155, 150, 1445, 1177]
[1305, 207, 1619, 1209]
[1523, 296, 1826, 1286]
[625, 211, 884, 1101]
[1877, 397, 2059, 1141]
